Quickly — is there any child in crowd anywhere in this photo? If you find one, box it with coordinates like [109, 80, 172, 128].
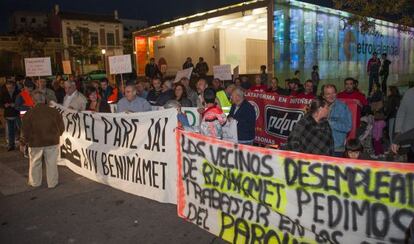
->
[344, 139, 369, 160]
[200, 88, 226, 139]
[372, 110, 386, 156]
[357, 107, 375, 157]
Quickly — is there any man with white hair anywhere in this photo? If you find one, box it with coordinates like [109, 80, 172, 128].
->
[117, 83, 151, 113]
[22, 90, 64, 188]
[63, 80, 87, 110]
[228, 87, 256, 145]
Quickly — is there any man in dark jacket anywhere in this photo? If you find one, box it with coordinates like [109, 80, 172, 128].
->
[145, 58, 161, 79]
[285, 97, 334, 156]
[22, 90, 65, 188]
[0, 81, 20, 151]
[194, 57, 209, 78]
[228, 87, 256, 145]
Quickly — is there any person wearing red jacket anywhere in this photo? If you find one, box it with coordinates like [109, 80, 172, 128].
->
[297, 80, 316, 100]
[337, 77, 368, 108]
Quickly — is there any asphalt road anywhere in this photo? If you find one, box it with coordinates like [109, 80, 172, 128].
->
[0, 146, 225, 244]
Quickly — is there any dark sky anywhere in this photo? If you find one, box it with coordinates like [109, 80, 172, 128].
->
[0, 0, 244, 33]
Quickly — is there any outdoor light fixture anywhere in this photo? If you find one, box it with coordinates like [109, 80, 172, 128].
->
[101, 49, 106, 55]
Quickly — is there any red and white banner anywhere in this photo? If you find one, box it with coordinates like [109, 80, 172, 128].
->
[245, 91, 311, 146]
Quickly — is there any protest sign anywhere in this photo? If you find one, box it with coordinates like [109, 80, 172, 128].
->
[177, 130, 414, 244]
[174, 67, 193, 83]
[245, 91, 311, 145]
[62, 60, 72, 75]
[53, 103, 178, 203]
[213, 64, 232, 81]
[24, 57, 52, 77]
[108, 54, 132, 75]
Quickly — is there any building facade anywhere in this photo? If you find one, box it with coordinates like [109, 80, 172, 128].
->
[49, 5, 124, 74]
[133, 0, 414, 92]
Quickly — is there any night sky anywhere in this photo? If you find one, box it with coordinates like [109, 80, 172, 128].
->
[0, 0, 244, 33]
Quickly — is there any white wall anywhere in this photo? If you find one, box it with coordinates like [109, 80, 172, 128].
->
[219, 28, 267, 74]
[154, 29, 219, 76]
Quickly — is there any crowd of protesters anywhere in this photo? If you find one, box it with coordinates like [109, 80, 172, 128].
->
[0, 53, 413, 189]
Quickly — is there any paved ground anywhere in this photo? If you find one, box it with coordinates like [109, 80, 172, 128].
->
[0, 146, 225, 244]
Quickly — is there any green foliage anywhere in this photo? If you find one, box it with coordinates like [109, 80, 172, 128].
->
[65, 27, 99, 74]
[17, 28, 48, 58]
[333, 0, 414, 36]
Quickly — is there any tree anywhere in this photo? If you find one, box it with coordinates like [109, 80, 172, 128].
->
[333, 0, 414, 36]
[17, 28, 48, 58]
[66, 27, 99, 74]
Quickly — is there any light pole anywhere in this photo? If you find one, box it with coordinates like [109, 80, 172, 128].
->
[101, 49, 106, 73]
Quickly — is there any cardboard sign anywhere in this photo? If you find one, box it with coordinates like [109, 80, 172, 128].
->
[62, 60, 72, 75]
[24, 57, 52, 77]
[174, 67, 193, 83]
[213, 64, 232, 81]
[108, 54, 132, 74]
[177, 130, 414, 244]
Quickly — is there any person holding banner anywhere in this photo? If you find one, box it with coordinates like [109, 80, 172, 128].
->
[228, 87, 256, 145]
[156, 80, 174, 106]
[85, 86, 111, 113]
[117, 83, 151, 113]
[63, 80, 87, 111]
[200, 88, 226, 139]
[21, 90, 64, 188]
[286, 97, 334, 156]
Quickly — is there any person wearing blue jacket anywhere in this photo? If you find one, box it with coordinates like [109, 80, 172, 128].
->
[323, 84, 352, 156]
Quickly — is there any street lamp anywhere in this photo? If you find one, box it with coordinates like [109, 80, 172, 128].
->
[101, 49, 106, 72]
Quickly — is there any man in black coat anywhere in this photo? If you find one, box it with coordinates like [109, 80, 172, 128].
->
[145, 58, 161, 79]
[0, 81, 20, 151]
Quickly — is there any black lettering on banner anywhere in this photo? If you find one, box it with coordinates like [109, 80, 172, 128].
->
[81, 148, 98, 173]
[130, 119, 139, 149]
[113, 118, 122, 147]
[102, 116, 112, 144]
[144, 118, 168, 152]
[390, 209, 414, 243]
[99, 152, 167, 189]
[219, 212, 309, 244]
[208, 145, 274, 177]
[186, 202, 209, 230]
[181, 136, 206, 158]
[83, 113, 92, 141]
[120, 118, 133, 148]
[183, 156, 197, 181]
[90, 114, 99, 142]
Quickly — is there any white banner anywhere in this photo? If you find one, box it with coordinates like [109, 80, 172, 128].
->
[53, 103, 178, 203]
[174, 67, 193, 83]
[108, 54, 132, 74]
[24, 57, 52, 77]
[213, 64, 232, 81]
